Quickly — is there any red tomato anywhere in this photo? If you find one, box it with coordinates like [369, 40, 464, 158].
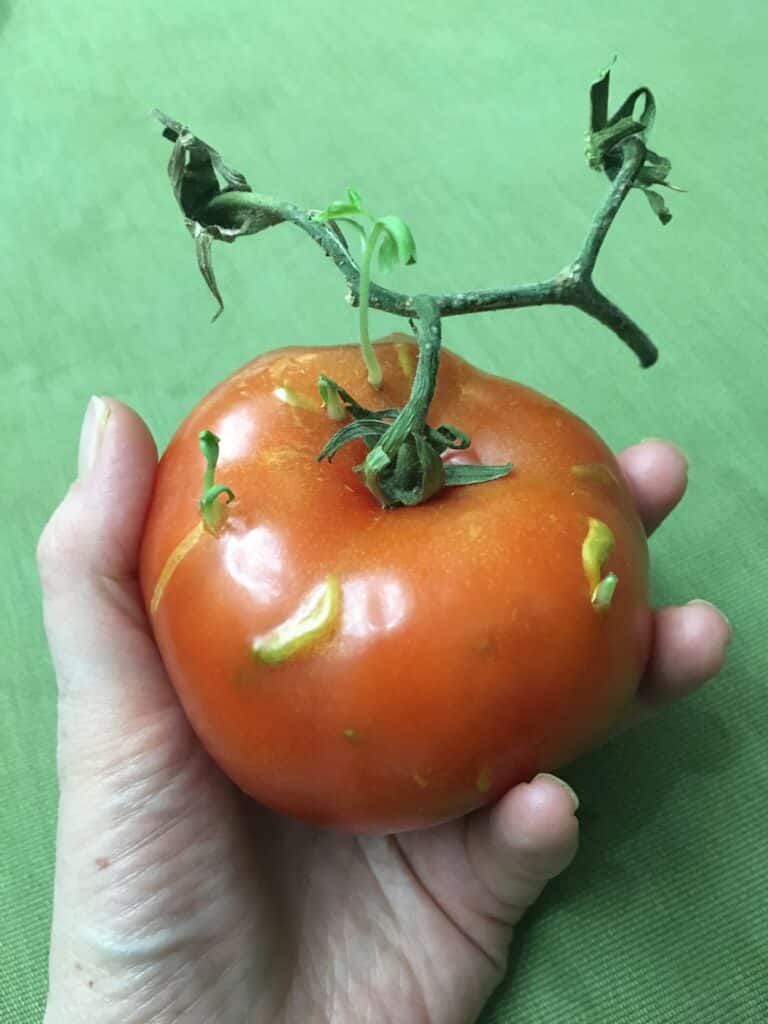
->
[139, 335, 651, 832]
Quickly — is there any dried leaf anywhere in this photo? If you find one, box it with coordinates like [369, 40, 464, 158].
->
[191, 224, 225, 321]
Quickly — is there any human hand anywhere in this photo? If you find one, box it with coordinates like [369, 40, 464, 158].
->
[38, 398, 730, 1024]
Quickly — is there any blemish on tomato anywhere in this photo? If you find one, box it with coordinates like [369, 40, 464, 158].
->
[571, 463, 620, 489]
[252, 575, 342, 665]
[342, 727, 359, 742]
[263, 443, 317, 468]
[150, 522, 206, 617]
[273, 386, 320, 412]
[473, 631, 497, 655]
[412, 771, 429, 788]
[475, 765, 493, 793]
[395, 340, 417, 381]
[466, 521, 483, 542]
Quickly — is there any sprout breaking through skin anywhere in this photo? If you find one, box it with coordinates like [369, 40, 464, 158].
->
[252, 576, 342, 665]
[313, 190, 417, 390]
[198, 430, 235, 534]
[582, 517, 619, 610]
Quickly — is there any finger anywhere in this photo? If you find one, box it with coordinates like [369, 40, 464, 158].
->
[616, 600, 732, 732]
[616, 440, 688, 536]
[37, 396, 175, 716]
[39, 399, 248, 1009]
[466, 774, 579, 924]
[37, 395, 203, 800]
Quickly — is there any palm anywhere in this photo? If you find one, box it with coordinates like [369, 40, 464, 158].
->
[99, 625, 520, 1024]
[41, 403, 730, 1024]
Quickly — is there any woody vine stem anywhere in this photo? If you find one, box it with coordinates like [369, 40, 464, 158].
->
[154, 61, 683, 509]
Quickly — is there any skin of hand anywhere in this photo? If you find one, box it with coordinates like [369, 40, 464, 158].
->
[38, 397, 731, 1024]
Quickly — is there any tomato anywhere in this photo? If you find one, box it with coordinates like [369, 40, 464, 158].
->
[139, 334, 651, 833]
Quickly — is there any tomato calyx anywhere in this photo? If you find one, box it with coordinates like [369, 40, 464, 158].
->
[316, 383, 512, 508]
[316, 301, 512, 508]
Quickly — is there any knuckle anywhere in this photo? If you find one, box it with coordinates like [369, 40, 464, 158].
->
[36, 485, 82, 590]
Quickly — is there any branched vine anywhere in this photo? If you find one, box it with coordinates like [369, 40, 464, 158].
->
[153, 59, 683, 509]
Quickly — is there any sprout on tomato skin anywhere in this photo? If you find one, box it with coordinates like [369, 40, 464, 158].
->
[314, 190, 417, 391]
[318, 377, 346, 421]
[592, 572, 619, 611]
[198, 430, 235, 535]
[582, 517, 619, 610]
[252, 575, 342, 665]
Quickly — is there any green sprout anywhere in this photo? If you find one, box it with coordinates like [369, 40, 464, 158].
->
[313, 189, 416, 390]
[198, 430, 235, 534]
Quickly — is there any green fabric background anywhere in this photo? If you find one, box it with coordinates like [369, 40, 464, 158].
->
[1, 1, 766, 1021]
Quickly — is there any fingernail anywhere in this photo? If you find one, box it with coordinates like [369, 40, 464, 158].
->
[686, 599, 732, 643]
[640, 438, 689, 467]
[77, 396, 111, 480]
[534, 773, 580, 812]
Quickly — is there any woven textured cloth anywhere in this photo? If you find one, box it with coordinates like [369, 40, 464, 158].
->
[1, 1, 765, 1021]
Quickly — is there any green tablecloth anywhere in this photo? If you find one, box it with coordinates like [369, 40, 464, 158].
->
[2, 1, 766, 1020]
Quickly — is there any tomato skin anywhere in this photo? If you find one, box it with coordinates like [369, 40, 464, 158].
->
[139, 335, 651, 833]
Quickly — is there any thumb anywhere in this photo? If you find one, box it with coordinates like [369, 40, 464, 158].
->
[37, 395, 196, 795]
[38, 395, 172, 713]
[466, 774, 580, 925]
[38, 399, 245, 1013]
[39, 395, 156, 590]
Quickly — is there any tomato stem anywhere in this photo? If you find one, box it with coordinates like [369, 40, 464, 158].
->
[198, 430, 235, 534]
[317, 299, 512, 507]
[155, 64, 670, 368]
[155, 66, 677, 506]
